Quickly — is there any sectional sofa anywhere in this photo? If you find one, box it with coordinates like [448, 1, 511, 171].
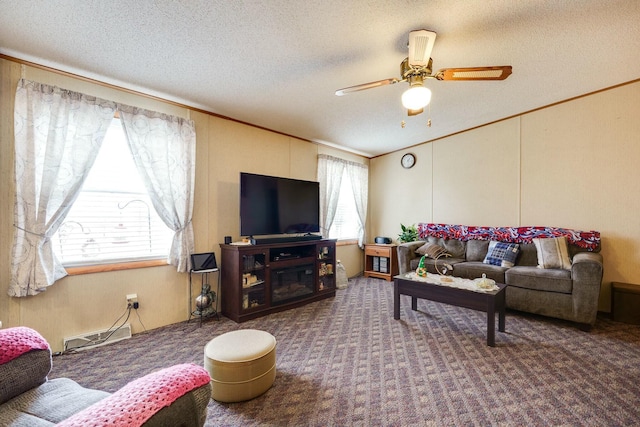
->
[397, 223, 603, 329]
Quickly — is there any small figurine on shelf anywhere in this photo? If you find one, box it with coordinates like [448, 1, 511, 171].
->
[319, 263, 327, 276]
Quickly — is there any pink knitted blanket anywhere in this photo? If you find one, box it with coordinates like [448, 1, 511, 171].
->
[0, 326, 49, 365]
[58, 363, 211, 427]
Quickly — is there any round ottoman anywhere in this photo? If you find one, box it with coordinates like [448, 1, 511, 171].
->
[204, 329, 276, 403]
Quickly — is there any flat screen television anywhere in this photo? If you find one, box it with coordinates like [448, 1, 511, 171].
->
[240, 172, 320, 237]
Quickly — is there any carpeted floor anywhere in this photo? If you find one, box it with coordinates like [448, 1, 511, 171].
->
[50, 276, 640, 426]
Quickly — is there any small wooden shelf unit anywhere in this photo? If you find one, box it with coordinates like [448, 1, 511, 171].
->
[220, 239, 336, 323]
[364, 243, 399, 281]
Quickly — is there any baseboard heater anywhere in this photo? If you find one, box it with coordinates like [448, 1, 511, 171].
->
[63, 324, 131, 351]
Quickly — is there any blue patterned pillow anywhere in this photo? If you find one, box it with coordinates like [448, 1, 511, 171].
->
[483, 241, 520, 267]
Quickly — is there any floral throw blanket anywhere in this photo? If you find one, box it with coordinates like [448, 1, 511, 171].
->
[418, 223, 600, 251]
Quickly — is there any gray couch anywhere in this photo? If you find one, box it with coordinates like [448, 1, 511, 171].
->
[397, 230, 603, 329]
[0, 326, 212, 426]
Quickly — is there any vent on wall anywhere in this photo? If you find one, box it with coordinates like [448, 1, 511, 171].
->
[63, 324, 132, 352]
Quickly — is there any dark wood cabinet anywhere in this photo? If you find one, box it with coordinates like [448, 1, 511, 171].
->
[220, 239, 336, 322]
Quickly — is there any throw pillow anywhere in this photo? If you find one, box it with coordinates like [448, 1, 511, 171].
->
[415, 242, 450, 259]
[533, 236, 572, 270]
[483, 241, 520, 267]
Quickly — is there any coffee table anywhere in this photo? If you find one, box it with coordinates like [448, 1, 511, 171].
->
[394, 272, 506, 346]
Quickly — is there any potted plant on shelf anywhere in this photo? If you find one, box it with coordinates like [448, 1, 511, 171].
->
[398, 223, 418, 243]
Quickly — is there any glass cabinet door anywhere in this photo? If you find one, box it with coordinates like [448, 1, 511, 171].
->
[317, 243, 335, 291]
[241, 251, 267, 311]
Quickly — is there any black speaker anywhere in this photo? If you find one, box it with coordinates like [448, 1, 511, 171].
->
[375, 236, 391, 244]
[224, 236, 232, 244]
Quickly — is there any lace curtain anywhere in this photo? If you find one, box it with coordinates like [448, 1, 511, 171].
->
[317, 155, 344, 238]
[10, 79, 197, 297]
[118, 107, 196, 273]
[317, 154, 368, 248]
[10, 79, 116, 296]
[345, 160, 368, 248]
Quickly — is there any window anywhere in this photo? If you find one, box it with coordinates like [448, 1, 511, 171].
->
[317, 154, 368, 245]
[329, 175, 359, 240]
[51, 118, 173, 266]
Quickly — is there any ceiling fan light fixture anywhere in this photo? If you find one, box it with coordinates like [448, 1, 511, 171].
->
[401, 85, 432, 110]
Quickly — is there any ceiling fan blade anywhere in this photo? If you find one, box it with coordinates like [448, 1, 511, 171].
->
[335, 78, 400, 96]
[408, 30, 437, 67]
[435, 66, 512, 81]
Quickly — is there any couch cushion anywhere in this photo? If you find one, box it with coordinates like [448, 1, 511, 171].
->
[452, 262, 507, 283]
[506, 266, 573, 293]
[415, 242, 449, 259]
[533, 237, 572, 270]
[483, 241, 520, 267]
[515, 243, 538, 267]
[0, 349, 51, 405]
[466, 240, 489, 262]
[0, 378, 109, 426]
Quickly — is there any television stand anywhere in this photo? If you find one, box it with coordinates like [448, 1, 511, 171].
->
[220, 239, 336, 322]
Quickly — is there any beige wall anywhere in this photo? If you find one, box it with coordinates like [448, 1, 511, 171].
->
[0, 58, 366, 351]
[370, 80, 640, 312]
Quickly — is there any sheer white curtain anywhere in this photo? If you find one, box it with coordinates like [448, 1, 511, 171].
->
[10, 79, 116, 296]
[118, 106, 196, 273]
[345, 161, 368, 248]
[317, 155, 345, 238]
[317, 154, 368, 247]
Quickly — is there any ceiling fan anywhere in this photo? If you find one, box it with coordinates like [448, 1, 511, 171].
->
[335, 30, 512, 116]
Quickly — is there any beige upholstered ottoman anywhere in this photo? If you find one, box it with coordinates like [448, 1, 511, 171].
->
[204, 329, 276, 403]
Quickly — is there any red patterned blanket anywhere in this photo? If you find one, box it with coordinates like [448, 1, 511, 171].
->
[417, 223, 600, 251]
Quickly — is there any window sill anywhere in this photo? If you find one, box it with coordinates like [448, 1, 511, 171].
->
[65, 259, 169, 275]
[336, 239, 359, 246]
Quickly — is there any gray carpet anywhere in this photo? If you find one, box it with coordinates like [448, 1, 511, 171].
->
[50, 276, 640, 426]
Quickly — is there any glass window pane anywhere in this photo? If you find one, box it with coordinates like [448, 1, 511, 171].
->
[52, 118, 173, 266]
[329, 175, 359, 240]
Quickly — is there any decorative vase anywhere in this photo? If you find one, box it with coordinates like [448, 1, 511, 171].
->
[196, 284, 214, 310]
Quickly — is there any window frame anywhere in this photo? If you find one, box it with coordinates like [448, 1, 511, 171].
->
[52, 116, 173, 274]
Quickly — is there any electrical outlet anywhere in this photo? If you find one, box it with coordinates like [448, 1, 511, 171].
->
[126, 293, 138, 307]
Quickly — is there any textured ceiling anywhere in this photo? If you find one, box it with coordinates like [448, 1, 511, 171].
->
[1, 1, 639, 157]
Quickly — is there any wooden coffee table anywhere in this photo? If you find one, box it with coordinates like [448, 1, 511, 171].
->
[394, 273, 507, 346]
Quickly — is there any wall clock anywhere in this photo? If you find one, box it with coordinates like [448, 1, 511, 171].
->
[401, 153, 416, 169]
